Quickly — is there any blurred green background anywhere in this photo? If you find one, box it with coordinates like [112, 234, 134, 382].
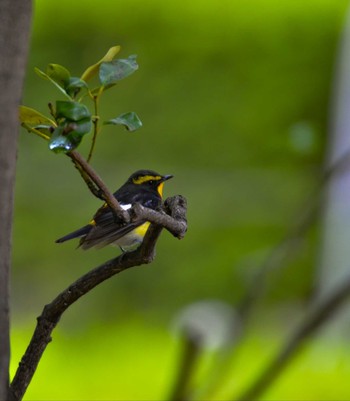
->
[10, 0, 350, 399]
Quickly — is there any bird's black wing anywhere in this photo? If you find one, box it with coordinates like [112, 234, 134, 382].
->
[79, 209, 146, 249]
[57, 190, 162, 249]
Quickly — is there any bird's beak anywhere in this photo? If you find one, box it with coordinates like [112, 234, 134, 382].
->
[162, 174, 174, 182]
[158, 175, 173, 197]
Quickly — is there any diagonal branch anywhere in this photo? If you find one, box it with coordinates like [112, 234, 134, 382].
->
[67, 150, 130, 223]
[236, 273, 350, 401]
[9, 195, 187, 401]
[237, 148, 350, 319]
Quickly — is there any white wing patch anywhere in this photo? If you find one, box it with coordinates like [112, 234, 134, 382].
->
[121, 203, 132, 210]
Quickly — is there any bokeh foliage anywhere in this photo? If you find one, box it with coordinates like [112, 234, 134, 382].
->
[11, 0, 350, 399]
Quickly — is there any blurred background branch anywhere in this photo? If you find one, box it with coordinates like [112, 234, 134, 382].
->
[168, 329, 202, 401]
[238, 147, 350, 320]
[237, 273, 350, 401]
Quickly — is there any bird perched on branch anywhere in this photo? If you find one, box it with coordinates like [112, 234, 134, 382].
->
[56, 169, 173, 251]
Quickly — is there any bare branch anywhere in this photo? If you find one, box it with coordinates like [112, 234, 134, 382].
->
[131, 195, 187, 239]
[9, 195, 187, 401]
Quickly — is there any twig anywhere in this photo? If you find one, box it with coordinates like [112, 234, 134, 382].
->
[131, 197, 187, 239]
[9, 195, 187, 401]
[236, 274, 350, 401]
[86, 94, 100, 163]
[67, 150, 130, 223]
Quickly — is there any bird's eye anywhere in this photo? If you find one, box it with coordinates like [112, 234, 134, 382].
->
[148, 180, 154, 185]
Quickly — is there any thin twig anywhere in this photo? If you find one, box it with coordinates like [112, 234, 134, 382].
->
[67, 150, 130, 223]
[69, 156, 104, 200]
[9, 195, 187, 401]
[86, 94, 100, 163]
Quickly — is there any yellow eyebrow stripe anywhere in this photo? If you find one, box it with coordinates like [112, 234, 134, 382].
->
[132, 175, 161, 184]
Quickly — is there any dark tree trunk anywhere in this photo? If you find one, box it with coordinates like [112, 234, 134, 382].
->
[0, 0, 32, 399]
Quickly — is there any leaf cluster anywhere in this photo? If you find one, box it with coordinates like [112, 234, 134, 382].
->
[19, 46, 142, 155]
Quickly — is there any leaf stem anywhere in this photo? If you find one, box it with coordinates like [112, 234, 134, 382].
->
[86, 93, 100, 163]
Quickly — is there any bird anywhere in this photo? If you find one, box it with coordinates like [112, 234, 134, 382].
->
[55, 169, 173, 251]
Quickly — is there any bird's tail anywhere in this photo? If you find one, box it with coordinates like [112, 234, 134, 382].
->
[55, 224, 92, 243]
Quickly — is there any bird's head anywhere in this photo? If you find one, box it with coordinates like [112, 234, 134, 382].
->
[127, 169, 174, 197]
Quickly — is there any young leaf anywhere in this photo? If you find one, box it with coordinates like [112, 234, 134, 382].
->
[19, 105, 56, 126]
[104, 112, 142, 132]
[46, 64, 71, 87]
[99, 55, 138, 86]
[35, 67, 73, 100]
[81, 45, 121, 82]
[66, 77, 88, 98]
[44, 65, 86, 99]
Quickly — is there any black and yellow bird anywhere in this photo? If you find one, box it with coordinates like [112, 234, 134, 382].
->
[56, 170, 173, 251]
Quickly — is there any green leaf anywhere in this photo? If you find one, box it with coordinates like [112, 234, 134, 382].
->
[46, 64, 71, 87]
[104, 112, 142, 132]
[55, 101, 91, 121]
[99, 55, 138, 86]
[66, 77, 88, 97]
[66, 118, 92, 135]
[35, 67, 73, 100]
[81, 45, 121, 82]
[49, 101, 92, 153]
[49, 126, 75, 153]
[19, 105, 56, 126]
[49, 118, 92, 153]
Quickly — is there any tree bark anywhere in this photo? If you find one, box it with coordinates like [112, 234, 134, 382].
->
[0, 0, 32, 399]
